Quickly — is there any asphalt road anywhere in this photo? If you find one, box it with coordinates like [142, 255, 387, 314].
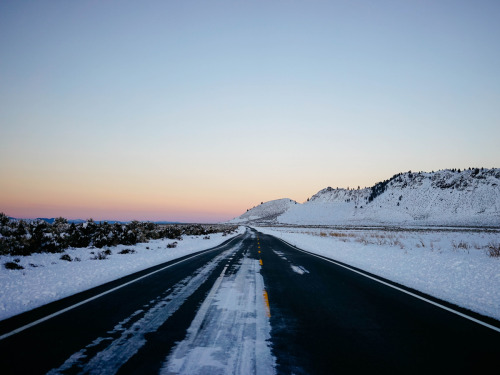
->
[0, 228, 498, 374]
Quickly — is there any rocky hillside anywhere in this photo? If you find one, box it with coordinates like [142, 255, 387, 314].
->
[232, 169, 500, 226]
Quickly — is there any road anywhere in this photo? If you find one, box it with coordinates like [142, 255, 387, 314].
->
[0, 228, 498, 374]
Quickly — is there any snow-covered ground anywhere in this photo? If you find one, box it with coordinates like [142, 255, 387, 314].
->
[229, 198, 297, 223]
[255, 226, 500, 321]
[0, 228, 244, 321]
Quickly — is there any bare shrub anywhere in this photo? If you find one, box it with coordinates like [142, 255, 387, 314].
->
[487, 242, 500, 258]
[329, 232, 355, 238]
[355, 236, 369, 245]
[393, 239, 405, 249]
[4, 261, 24, 270]
[452, 240, 471, 252]
[91, 250, 111, 260]
[415, 239, 425, 248]
[60, 254, 72, 262]
[118, 248, 136, 254]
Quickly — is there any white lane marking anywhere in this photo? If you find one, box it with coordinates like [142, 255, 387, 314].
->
[273, 249, 308, 275]
[272, 249, 287, 260]
[0, 234, 244, 341]
[276, 237, 500, 334]
[290, 265, 309, 275]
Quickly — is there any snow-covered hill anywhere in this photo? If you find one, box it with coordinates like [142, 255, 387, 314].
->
[233, 169, 500, 226]
[229, 198, 298, 224]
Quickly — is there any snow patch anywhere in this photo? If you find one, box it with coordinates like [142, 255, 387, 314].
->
[290, 265, 309, 275]
[161, 256, 276, 375]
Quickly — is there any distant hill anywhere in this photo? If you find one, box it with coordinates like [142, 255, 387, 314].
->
[230, 168, 500, 227]
[229, 198, 298, 224]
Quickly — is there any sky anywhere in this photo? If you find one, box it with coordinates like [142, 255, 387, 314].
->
[1, 0, 499, 223]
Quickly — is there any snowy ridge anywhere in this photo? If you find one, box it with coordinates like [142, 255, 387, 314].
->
[229, 198, 298, 224]
[233, 169, 500, 226]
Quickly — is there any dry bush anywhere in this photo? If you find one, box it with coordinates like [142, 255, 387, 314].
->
[4, 261, 24, 270]
[329, 232, 354, 238]
[60, 254, 72, 262]
[452, 240, 471, 252]
[91, 249, 111, 260]
[393, 239, 405, 249]
[415, 239, 425, 248]
[118, 248, 136, 254]
[355, 236, 370, 245]
[487, 242, 500, 257]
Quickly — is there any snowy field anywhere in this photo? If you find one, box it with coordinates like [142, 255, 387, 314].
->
[255, 226, 500, 321]
[0, 228, 244, 321]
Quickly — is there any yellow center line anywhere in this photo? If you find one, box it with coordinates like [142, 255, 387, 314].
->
[263, 290, 271, 317]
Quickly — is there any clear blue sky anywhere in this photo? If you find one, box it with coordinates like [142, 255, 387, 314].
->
[1, 1, 499, 222]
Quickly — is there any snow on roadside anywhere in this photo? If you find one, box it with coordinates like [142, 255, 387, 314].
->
[0, 228, 244, 321]
[255, 226, 500, 321]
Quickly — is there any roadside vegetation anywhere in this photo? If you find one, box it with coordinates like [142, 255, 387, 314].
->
[0, 213, 237, 258]
[294, 228, 500, 257]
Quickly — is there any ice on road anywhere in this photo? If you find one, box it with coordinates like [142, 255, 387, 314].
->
[161, 252, 276, 375]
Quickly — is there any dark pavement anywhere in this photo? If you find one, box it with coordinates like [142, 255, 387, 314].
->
[0, 227, 498, 374]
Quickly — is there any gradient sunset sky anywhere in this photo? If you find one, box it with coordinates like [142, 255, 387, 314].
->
[1, 1, 499, 223]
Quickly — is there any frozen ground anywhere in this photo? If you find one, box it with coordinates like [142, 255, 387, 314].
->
[0, 228, 244, 321]
[255, 226, 500, 321]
